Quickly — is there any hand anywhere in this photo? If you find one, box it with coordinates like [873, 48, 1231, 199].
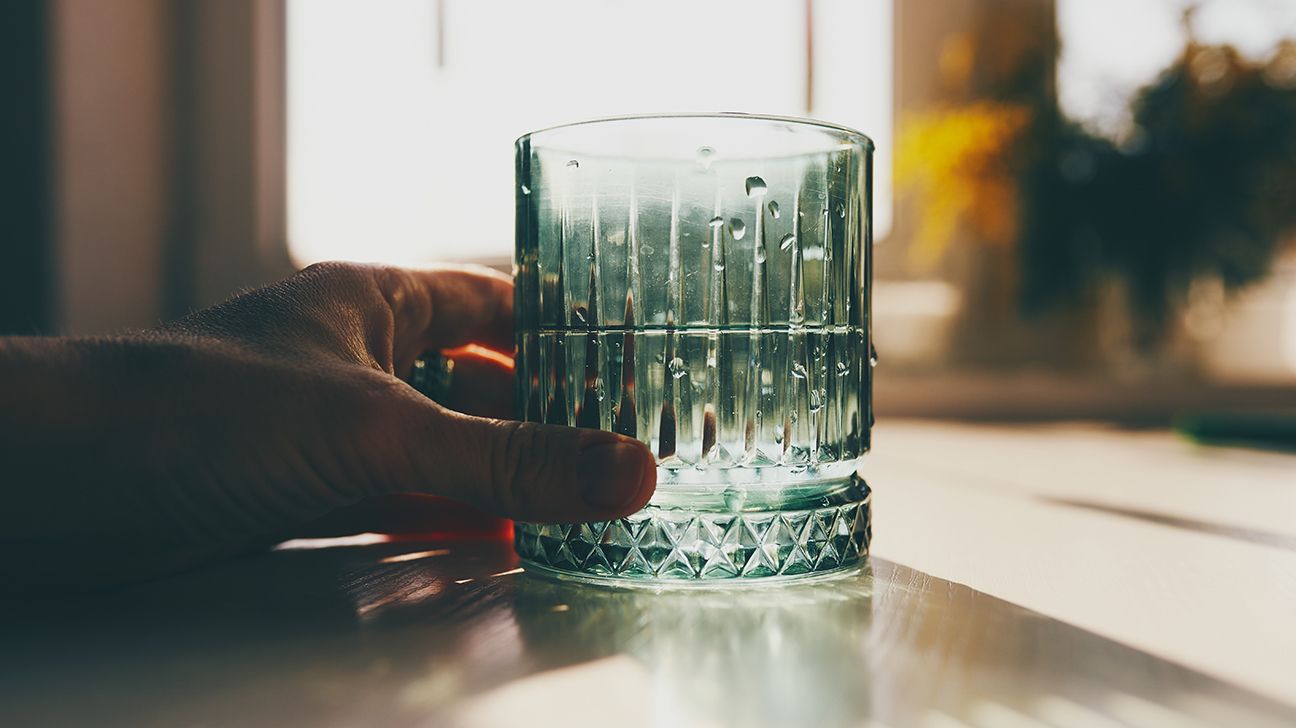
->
[0, 262, 656, 589]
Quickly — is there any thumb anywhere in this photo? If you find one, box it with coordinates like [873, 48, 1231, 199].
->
[386, 399, 657, 524]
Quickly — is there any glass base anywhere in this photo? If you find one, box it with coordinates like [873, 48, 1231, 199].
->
[515, 475, 871, 583]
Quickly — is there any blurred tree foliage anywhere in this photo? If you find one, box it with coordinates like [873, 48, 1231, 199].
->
[900, 39, 1296, 349]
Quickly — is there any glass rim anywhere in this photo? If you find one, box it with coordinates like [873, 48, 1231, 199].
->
[515, 112, 875, 152]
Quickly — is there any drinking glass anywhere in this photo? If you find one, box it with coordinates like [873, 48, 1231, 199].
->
[513, 113, 873, 582]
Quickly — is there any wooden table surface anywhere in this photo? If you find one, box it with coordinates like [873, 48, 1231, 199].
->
[3, 420, 1294, 727]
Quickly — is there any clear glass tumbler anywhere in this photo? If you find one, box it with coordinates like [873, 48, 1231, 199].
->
[513, 114, 873, 583]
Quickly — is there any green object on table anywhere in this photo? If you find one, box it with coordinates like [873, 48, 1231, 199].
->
[1174, 410, 1296, 453]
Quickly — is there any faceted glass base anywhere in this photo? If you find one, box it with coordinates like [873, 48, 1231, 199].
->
[516, 477, 871, 583]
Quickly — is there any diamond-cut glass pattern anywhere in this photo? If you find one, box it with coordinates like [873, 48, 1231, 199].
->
[517, 489, 870, 581]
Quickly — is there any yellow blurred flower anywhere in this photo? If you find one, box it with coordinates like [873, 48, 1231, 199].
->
[896, 102, 1031, 268]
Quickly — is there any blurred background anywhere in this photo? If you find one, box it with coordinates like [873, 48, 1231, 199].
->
[4, 0, 1295, 424]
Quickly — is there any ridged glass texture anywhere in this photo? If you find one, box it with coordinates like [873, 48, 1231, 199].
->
[514, 114, 874, 582]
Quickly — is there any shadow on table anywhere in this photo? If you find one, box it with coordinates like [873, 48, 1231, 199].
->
[2, 540, 1293, 727]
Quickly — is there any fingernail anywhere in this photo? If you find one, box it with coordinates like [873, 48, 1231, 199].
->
[577, 439, 647, 511]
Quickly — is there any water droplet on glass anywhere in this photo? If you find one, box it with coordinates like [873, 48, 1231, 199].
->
[835, 202, 845, 218]
[696, 146, 716, 171]
[836, 360, 850, 375]
[708, 215, 725, 229]
[779, 233, 796, 251]
[654, 352, 665, 363]
[745, 176, 768, 197]
[714, 261, 726, 272]
[755, 246, 767, 263]
[520, 184, 531, 195]
[789, 411, 799, 423]
[566, 159, 580, 169]
[641, 244, 656, 256]
[573, 307, 588, 325]
[791, 361, 808, 379]
[869, 344, 879, 367]
[768, 200, 780, 218]
[730, 218, 746, 240]
[668, 357, 687, 379]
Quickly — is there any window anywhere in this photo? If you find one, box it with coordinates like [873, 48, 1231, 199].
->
[287, 0, 892, 266]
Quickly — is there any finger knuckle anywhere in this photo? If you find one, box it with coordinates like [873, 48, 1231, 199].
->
[488, 421, 561, 517]
[369, 266, 413, 305]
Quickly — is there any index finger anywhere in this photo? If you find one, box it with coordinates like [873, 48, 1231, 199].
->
[375, 265, 514, 368]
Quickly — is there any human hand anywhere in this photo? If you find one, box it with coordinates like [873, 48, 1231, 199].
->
[0, 263, 655, 588]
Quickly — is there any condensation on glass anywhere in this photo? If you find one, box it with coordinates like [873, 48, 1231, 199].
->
[514, 114, 874, 582]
